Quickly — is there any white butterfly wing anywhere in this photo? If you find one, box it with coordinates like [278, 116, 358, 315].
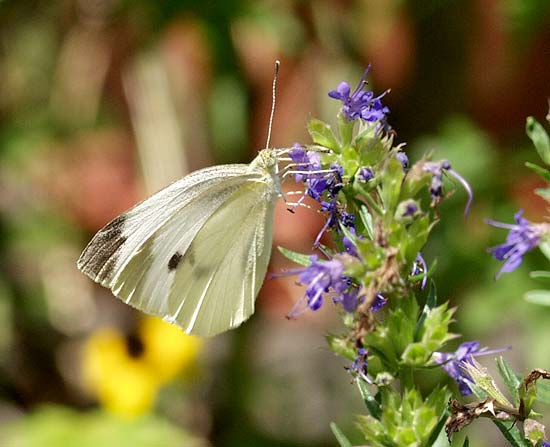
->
[77, 160, 279, 336]
[162, 180, 275, 336]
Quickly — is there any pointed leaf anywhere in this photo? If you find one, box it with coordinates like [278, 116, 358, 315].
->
[535, 188, 550, 201]
[462, 437, 470, 447]
[497, 357, 520, 405]
[530, 271, 550, 280]
[359, 205, 375, 240]
[524, 289, 550, 306]
[425, 413, 449, 447]
[525, 162, 550, 181]
[526, 117, 550, 165]
[414, 281, 437, 340]
[307, 119, 340, 152]
[330, 422, 352, 447]
[277, 246, 310, 267]
[494, 420, 531, 447]
[539, 241, 550, 262]
[357, 379, 382, 419]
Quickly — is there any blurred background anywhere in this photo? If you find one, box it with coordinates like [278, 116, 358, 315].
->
[0, 0, 550, 446]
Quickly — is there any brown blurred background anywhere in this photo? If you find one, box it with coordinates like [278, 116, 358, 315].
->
[0, 1, 550, 446]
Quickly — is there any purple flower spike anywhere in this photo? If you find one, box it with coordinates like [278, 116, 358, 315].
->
[542, 441, 550, 447]
[486, 210, 545, 278]
[328, 65, 390, 123]
[432, 341, 510, 396]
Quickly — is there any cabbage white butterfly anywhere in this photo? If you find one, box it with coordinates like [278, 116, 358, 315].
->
[77, 149, 284, 336]
[78, 62, 290, 336]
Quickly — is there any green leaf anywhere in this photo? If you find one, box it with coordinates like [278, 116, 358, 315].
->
[539, 241, 550, 261]
[497, 357, 521, 405]
[357, 379, 382, 419]
[494, 420, 531, 447]
[307, 119, 340, 152]
[330, 422, 352, 447]
[535, 380, 550, 405]
[462, 437, 470, 447]
[379, 158, 405, 214]
[426, 413, 449, 447]
[524, 289, 550, 306]
[326, 335, 356, 360]
[277, 246, 310, 266]
[525, 162, 550, 181]
[526, 117, 550, 165]
[359, 205, 375, 240]
[535, 187, 550, 201]
[414, 281, 437, 341]
[530, 270, 550, 280]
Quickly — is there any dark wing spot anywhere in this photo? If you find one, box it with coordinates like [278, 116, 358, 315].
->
[78, 214, 127, 283]
[168, 251, 183, 271]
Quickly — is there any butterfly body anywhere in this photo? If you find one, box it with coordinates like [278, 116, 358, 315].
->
[78, 149, 283, 336]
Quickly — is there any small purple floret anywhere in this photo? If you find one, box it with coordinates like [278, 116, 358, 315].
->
[433, 341, 510, 396]
[423, 160, 473, 216]
[371, 293, 387, 312]
[395, 151, 409, 170]
[486, 210, 544, 278]
[346, 347, 370, 382]
[357, 167, 374, 182]
[328, 66, 389, 123]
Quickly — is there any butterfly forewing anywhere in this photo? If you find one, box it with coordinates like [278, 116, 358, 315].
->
[77, 154, 280, 336]
[77, 164, 252, 285]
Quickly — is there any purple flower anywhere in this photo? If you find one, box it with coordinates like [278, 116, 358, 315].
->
[314, 198, 355, 247]
[486, 210, 546, 278]
[395, 151, 409, 170]
[289, 145, 343, 201]
[328, 66, 389, 123]
[336, 287, 361, 312]
[371, 293, 387, 312]
[542, 441, 550, 447]
[423, 160, 473, 216]
[346, 348, 370, 382]
[411, 252, 428, 289]
[432, 341, 510, 396]
[357, 166, 374, 182]
[287, 256, 350, 317]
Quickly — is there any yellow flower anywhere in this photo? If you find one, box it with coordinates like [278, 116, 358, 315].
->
[82, 327, 159, 419]
[139, 316, 203, 382]
[81, 319, 203, 419]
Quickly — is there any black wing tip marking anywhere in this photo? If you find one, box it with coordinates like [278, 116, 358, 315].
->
[168, 251, 183, 271]
[77, 214, 127, 283]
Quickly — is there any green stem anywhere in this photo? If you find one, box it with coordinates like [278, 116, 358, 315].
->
[356, 184, 384, 215]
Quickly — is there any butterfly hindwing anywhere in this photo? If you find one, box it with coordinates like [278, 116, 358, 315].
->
[161, 180, 276, 336]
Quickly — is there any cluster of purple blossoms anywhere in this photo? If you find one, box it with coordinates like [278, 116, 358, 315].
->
[486, 210, 547, 278]
[432, 341, 509, 396]
[285, 255, 350, 317]
[289, 145, 356, 247]
[422, 160, 473, 216]
[328, 65, 390, 123]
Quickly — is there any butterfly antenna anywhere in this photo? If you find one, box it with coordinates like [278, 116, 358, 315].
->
[265, 60, 280, 150]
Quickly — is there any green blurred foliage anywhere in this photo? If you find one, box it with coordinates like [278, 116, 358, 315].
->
[0, 0, 549, 446]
